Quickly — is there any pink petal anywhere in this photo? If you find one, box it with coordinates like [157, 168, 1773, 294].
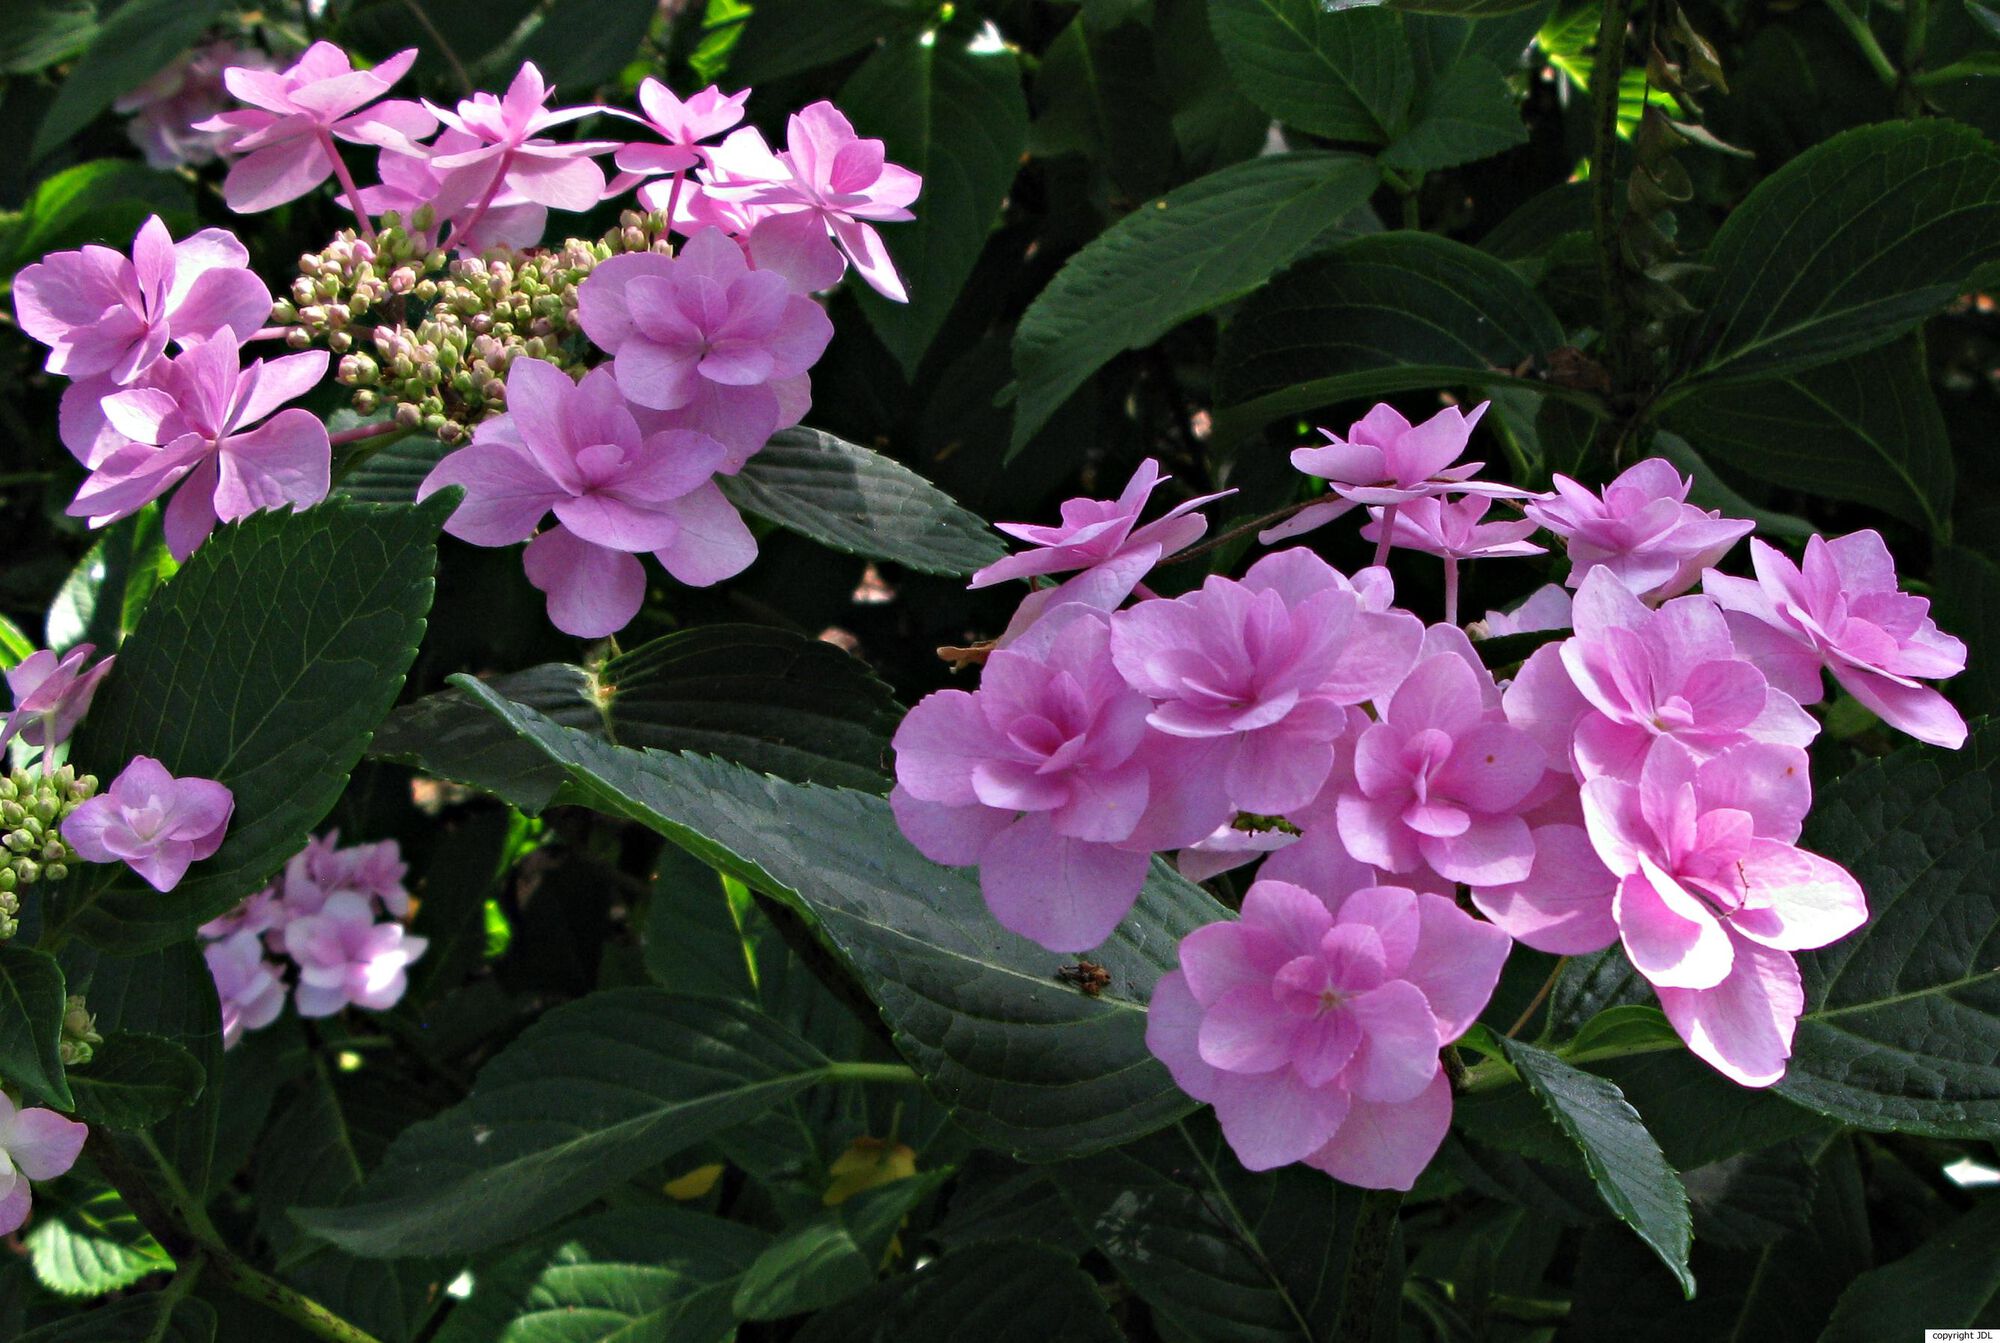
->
[1397, 892, 1513, 1041]
[1239, 880, 1336, 958]
[1728, 840, 1868, 951]
[888, 787, 1009, 867]
[650, 484, 757, 587]
[420, 436, 563, 546]
[1303, 1069, 1451, 1191]
[169, 267, 273, 345]
[978, 813, 1149, 952]
[1345, 979, 1441, 1102]
[1470, 823, 1619, 955]
[1197, 986, 1294, 1073]
[1145, 970, 1221, 1100]
[1657, 934, 1802, 1087]
[1830, 664, 1968, 749]
[1208, 1067, 1348, 1170]
[223, 138, 335, 212]
[522, 527, 646, 638]
[232, 350, 329, 428]
[0, 1107, 87, 1181]
[1615, 857, 1734, 989]
[1419, 812, 1534, 886]
[214, 410, 331, 520]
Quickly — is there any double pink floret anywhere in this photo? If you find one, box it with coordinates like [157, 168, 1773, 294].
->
[63, 756, 234, 893]
[1, 645, 114, 753]
[1147, 877, 1508, 1189]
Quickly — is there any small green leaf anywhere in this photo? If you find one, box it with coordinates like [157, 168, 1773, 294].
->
[719, 428, 1004, 576]
[1381, 57, 1528, 172]
[1495, 1035, 1694, 1296]
[293, 991, 832, 1259]
[732, 1173, 946, 1320]
[1208, 0, 1413, 142]
[2, 160, 195, 268]
[0, 944, 72, 1110]
[0, 0, 96, 75]
[67, 1032, 204, 1130]
[24, 1178, 172, 1298]
[0, 616, 34, 669]
[1560, 1005, 1681, 1063]
[1008, 152, 1382, 450]
[31, 0, 229, 161]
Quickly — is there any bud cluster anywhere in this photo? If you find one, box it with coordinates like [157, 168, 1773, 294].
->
[59, 995, 101, 1068]
[0, 765, 98, 934]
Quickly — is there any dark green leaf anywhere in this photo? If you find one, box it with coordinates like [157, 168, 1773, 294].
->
[294, 991, 831, 1258]
[0, 944, 72, 1110]
[505, 0, 655, 91]
[1060, 1118, 1401, 1342]
[67, 1032, 202, 1130]
[1936, 544, 2000, 722]
[719, 428, 1004, 576]
[1777, 720, 2000, 1135]
[1009, 152, 1381, 450]
[844, 25, 1029, 375]
[46, 509, 176, 654]
[1658, 337, 1953, 534]
[1382, 57, 1528, 172]
[2, 160, 194, 267]
[1207, 0, 1412, 141]
[333, 434, 450, 506]
[1823, 1196, 2000, 1337]
[1030, 17, 1178, 199]
[794, 1242, 1120, 1343]
[23, 1177, 171, 1297]
[1213, 231, 1566, 442]
[373, 623, 900, 808]
[1651, 433, 1817, 541]
[1681, 119, 2000, 384]
[31, 0, 229, 161]
[59, 496, 447, 949]
[722, 0, 928, 84]
[1683, 1141, 1819, 1250]
[732, 1173, 946, 1320]
[17, 1294, 216, 1343]
[644, 847, 759, 999]
[1494, 1036, 1693, 1296]
[431, 1207, 767, 1343]
[449, 679, 1231, 1157]
[0, 0, 96, 74]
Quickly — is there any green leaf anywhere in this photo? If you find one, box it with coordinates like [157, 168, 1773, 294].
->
[721, 0, 929, 85]
[431, 1207, 768, 1343]
[1776, 720, 2000, 1135]
[843, 25, 1029, 376]
[31, 0, 229, 161]
[46, 509, 176, 654]
[732, 1173, 946, 1320]
[373, 623, 901, 809]
[0, 944, 72, 1110]
[1937, 544, 2000, 722]
[1494, 1036, 1694, 1296]
[1060, 1118, 1400, 1341]
[17, 1294, 216, 1343]
[1650, 433, 1817, 541]
[0, 0, 96, 75]
[718, 428, 1003, 576]
[449, 679, 1231, 1157]
[504, 0, 655, 91]
[1213, 231, 1566, 442]
[2, 160, 195, 268]
[1680, 119, 2000, 385]
[1658, 337, 1953, 535]
[644, 847, 760, 999]
[0, 616, 34, 669]
[1008, 152, 1382, 450]
[1823, 1196, 2000, 1338]
[1560, 1004, 1680, 1063]
[24, 1177, 172, 1297]
[1029, 18, 1178, 200]
[1373, 0, 1550, 14]
[1381, 57, 1528, 172]
[794, 1241, 1118, 1342]
[1207, 0, 1413, 141]
[333, 434, 450, 505]
[293, 990, 832, 1259]
[67, 1032, 203, 1130]
[59, 496, 447, 950]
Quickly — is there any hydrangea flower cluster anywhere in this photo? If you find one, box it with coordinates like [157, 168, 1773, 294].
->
[115, 40, 277, 171]
[892, 408, 1968, 1188]
[200, 831, 425, 1047]
[15, 41, 920, 640]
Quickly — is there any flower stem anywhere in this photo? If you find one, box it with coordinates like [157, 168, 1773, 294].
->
[663, 169, 687, 233]
[450, 148, 516, 253]
[1372, 503, 1399, 569]
[1442, 557, 1461, 627]
[1826, 0, 1900, 86]
[1590, 0, 1636, 407]
[318, 131, 378, 243]
[330, 419, 406, 449]
[822, 1060, 923, 1086]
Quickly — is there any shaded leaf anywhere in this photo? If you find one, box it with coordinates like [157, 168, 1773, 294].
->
[1382, 57, 1528, 172]
[0, 944, 72, 1110]
[1208, 0, 1412, 141]
[794, 1242, 1120, 1343]
[67, 1032, 203, 1130]
[31, 0, 228, 161]
[1822, 1196, 2000, 1337]
[17, 1294, 216, 1343]
[732, 1173, 946, 1320]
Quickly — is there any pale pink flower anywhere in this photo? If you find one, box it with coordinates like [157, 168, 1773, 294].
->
[425, 63, 618, 217]
[705, 102, 922, 301]
[1474, 583, 1571, 639]
[1145, 877, 1509, 1187]
[198, 886, 286, 941]
[13, 215, 272, 382]
[293, 832, 411, 918]
[357, 128, 548, 252]
[1580, 738, 1865, 1086]
[0, 1092, 87, 1236]
[1261, 402, 1523, 544]
[0, 644, 114, 752]
[283, 892, 427, 1016]
[72, 336, 331, 559]
[1111, 549, 1425, 816]
[1360, 495, 1544, 624]
[1337, 637, 1546, 886]
[62, 755, 233, 892]
[205, 930, 288, 1048]
[1705, 531, 1968, 749]
[195, 42, 436, 212]
[420, 358, 754, 638]
[612, 79, 748, 178]
[116, 41, 277, 170]
[1526, 458, 1752, 603]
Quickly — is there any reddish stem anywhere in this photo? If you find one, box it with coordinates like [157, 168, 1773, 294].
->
[317, 130, 378, 242]
[330, 420, 403, 448]
[1371, 502, 1400, 569]
[449, 148, 515, 253]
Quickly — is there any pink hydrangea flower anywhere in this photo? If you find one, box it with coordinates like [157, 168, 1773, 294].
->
[1111, 549, 1425, 816]
[705, 102, 922, 301]
[1474, 583, 1571, 639]
[1525, 459, 1752, 603]
[1361, 495, 1544, 624]
[1580, 738, 1866, 1085]
[205, 929, 288, 1048]
[116, 41, 277, 170]
[289, 831, 412, 918]
[425, 63, 618, 218]
[283, 892, 428, 1016]
[420, 358, 755, 638]
[0, 644, 114, 752]
[613, 79, 749, 178]
[891, 609, 1191, 951]
[577, 226, 833, 458]
[1261, 402, 1522, 545]
[73, 336, 331, 559]
[358, 128, 548, 252]
[1146, 877, 1509, 1188]
[196, 42, 436, 212]
[1704, 531, 1968, 749]
[1337, 636, 1546, 886]
[13, 215, 273, 382]
[62, 755, 233, 892]
[0, 1092, 88, 1237]
[1503, 569, 1818, 781]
